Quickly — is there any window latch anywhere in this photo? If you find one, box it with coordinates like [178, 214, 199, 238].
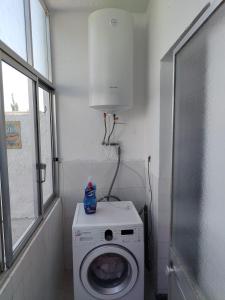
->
[37, 163, 47, 183]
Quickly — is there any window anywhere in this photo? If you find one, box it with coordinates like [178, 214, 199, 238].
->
[38, 87, 54, 205]
[0, 0, 55, 271]
[30, 0, 50, 78]
[0, 0, 52, 81]
[0, 55, 56, 269]
[0, 0, 27, 60]
[2, 62, 39, 250]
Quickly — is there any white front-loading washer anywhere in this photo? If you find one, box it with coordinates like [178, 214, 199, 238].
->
[72, 201, 144, 300]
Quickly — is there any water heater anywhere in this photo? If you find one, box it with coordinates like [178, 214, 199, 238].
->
[89, 8, 134, 113]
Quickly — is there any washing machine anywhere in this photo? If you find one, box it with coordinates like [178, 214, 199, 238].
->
[72, 201, 144, 300]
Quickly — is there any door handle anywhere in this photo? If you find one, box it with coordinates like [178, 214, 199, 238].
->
[166, 265, 176, 276]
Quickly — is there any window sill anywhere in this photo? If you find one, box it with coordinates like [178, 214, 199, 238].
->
[0, 197, 61, 289]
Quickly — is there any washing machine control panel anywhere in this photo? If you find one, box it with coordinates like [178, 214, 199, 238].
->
[74, 226, 142, 243]
[101, 227, 142, 243]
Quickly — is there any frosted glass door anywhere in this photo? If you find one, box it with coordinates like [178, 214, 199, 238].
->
[171, 3, 225, 300]
[169, 275, 186, 300]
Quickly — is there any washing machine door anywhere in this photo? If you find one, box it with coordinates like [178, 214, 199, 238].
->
[80, 245, 138, 300]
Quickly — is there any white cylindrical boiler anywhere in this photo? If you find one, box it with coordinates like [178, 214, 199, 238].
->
[89, 8, 134, 113]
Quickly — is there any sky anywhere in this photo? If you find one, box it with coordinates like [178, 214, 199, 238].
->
[2, 62, 45, 113]
[2, 62, 30, 112]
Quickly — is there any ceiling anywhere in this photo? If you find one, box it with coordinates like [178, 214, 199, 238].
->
[44, 0, 150, 13]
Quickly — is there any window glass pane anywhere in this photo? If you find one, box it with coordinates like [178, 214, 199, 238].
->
[0, 0, 27, 60]
[46, 15, 52, 81]
[30, 0, 49, 78]
[2, 62, 39, 249]
[38, 87, 53, 204]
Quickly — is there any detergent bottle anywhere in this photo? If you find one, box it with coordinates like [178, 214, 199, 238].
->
[83, 177, 97, 214]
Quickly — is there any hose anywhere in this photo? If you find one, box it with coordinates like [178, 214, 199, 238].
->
[107, 146, 121, 200]
[102, 113, 107, 145]
[107, 114, 116, 145]
[98, 146, 121, 202]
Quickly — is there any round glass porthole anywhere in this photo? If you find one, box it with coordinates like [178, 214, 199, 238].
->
[80, 245, 138, 300]
[88, 253, 131, 295]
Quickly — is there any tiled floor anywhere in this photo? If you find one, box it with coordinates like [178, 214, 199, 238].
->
[59, 270, 155, 300]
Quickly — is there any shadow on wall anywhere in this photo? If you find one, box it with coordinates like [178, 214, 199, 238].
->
[115, 14, 148, 144]
[133, 13, 148, 115]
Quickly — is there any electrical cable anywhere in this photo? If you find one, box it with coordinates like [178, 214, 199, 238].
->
[98, 145, 121, 202]
[98, 195, 121, 202]
[145, 155, 153, 270]
[137, 156, 153, 271]
[139, 156, 152, 215]
[147, 156, 153, 237]
[139, 156, 153, 270]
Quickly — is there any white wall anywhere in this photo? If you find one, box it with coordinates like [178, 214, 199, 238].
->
[0, 199, 63, 300]
[49, 0, 213, 294]
[50, 10, 148, 269]
[145, 0, 211, 294]
[51, 11, 147, 162]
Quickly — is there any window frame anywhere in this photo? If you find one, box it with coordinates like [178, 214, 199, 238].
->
[0, 37, 56, 269]
[0, 178, 4, 272]
[37, 82, 57, 212]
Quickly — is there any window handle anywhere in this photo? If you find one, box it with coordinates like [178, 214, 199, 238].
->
[39, 163, 47, 183]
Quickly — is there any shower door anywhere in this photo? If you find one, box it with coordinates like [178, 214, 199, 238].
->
[169, 1, 225, 299]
